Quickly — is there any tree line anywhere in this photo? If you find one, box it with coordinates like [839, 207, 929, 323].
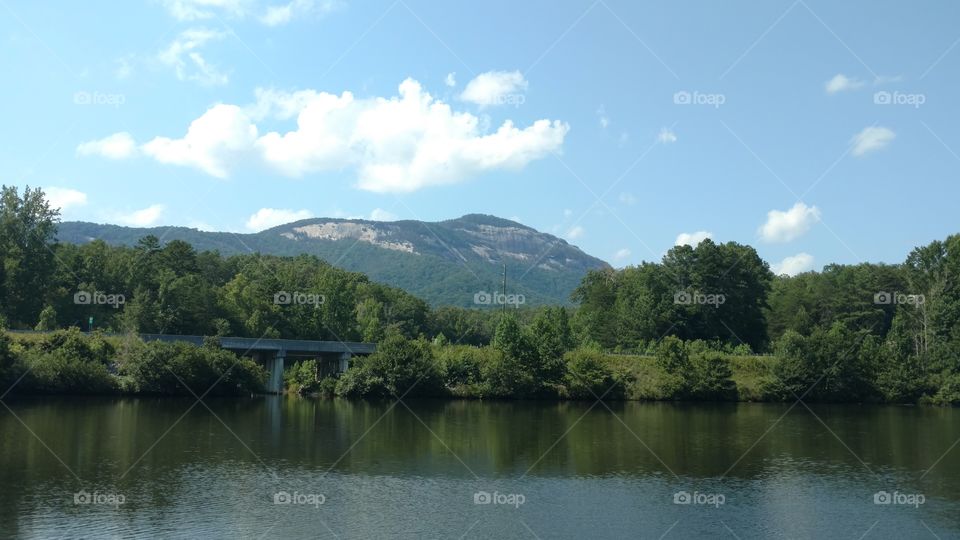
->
[2, 185, 959, 403]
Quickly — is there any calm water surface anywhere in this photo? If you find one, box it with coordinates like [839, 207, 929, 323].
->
[1, 397, 958, 539]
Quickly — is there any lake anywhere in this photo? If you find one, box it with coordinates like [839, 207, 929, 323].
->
[1, 397, 958, 539]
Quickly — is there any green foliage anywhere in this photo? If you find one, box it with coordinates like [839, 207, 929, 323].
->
[285, 359, 320, 394]
[0, 186, 59, 329]
[563, 348, 631, 399]
[436, 345, 486, 391]
[116, 340, 266, 395]
[35, 305, 57, 331]
[336, 335, 443, 398]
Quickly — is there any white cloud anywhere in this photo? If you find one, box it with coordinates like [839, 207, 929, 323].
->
[158, 28, 228, 86]
[369, 208, 397, 221]
[117, 204, 165, 227]
[566, 225, 585, 241]
[825, 73, 864, 94]
[76, 132, 138, 159]
[759, 202, 821, 243]
[45, 187, 88, 211]
[613, 248, 631, 262]
[246, 207, 313, 231]
[850, 126, 895, 157]
[444, 72, 456, 87]
[460, 70, 528, 107]
[92, 78, 568, 193]
[619, 192, 636, 205]
[657, 127, 677, 144]
[772, 252, 815, 276]
[142, 104, 259, 178]
[675, 230, 712, 247]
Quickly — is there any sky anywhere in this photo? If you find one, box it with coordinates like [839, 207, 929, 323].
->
[2, 0, 959, 275]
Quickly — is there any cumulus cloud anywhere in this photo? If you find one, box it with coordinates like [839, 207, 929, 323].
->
[675, 231, 712, 247]
[460, 70, 528, 107]
[88, 78, 568, 193]
[851, 126, 895, 157]
[369, 208, 397, 221]
[759, 202, 821, 243]
[657, 127, 677, 144]
[76, 132, 138, 159]
[246, 208, 313, 231]
[45, 187, 88, 211]
[142, 104, 259, 178]
[158, 28, 228, 86]
[117, 204, 165, 227]
[566, 225, 585, 241]
[772, 253, 815, 276]
[444, 72, 456, 87]
[825, 73, 864, 94]
[613, 248, 631, 262]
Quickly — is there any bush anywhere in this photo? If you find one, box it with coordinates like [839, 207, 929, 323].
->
[436, 345, 486, 390]
[285, 359, 320, 394]
[562, 349, 631, 400]
[118, 340, 266, 395]
[336, 335, 443, 398]
[689, 351, 737, 400]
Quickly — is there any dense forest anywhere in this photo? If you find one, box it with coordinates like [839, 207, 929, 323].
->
[2, 185, 958, 404]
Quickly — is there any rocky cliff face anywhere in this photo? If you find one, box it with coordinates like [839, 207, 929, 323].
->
[57, 214, 610, 306]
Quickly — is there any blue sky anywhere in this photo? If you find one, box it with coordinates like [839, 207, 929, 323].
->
[2, 0, 959, 274]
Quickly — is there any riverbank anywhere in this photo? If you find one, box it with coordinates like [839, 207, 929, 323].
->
[4, 329, 959, 406]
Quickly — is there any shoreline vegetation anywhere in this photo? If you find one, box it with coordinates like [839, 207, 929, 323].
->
[1, 185, 959, 405]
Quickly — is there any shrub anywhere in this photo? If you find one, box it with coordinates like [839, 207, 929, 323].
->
[336, 335, 443, 398]
[20, 348, 116, 394]
[562, 349, 631, 400]
[689, 351, 737, 400]
[285, 359, 320, 394]
[436, 345, 485, 390]
[118, 340, 266, 395]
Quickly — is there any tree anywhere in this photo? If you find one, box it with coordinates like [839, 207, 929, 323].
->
[35, 305, 57, 331]
[0, 185, 60, 327]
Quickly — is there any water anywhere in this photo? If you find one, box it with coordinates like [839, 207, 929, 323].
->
[1, 397, 958, 539]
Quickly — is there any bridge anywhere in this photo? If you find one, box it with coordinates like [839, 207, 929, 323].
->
[139, 334, 377, 393]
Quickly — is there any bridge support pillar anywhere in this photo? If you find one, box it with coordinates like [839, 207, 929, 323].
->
[266, 350, 286, 394]
[338, 352, 352, 373]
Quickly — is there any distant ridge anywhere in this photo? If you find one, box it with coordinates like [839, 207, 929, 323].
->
[57, 214, 610, 306]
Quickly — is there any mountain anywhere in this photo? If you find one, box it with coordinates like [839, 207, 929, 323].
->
[56, 214, 610, 306]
